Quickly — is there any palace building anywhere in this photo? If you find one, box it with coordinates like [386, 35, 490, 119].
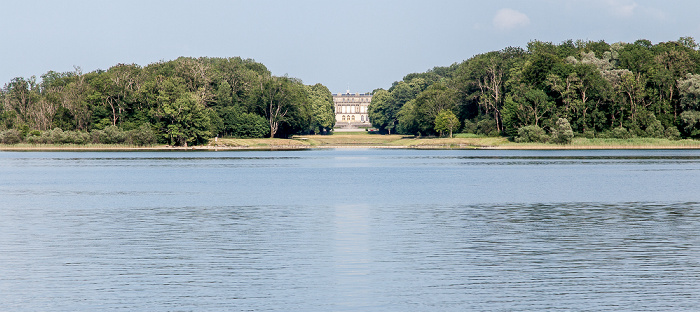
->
[333, 91, 372, 128]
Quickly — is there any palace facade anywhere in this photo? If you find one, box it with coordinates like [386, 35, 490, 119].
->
[333, 91, 372, 127]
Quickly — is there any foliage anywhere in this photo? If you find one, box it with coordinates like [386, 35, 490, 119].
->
[127, 123, 157, 146]
[679, 110, 700, 138]
[5, 37, 700, 144]
[0, 129, 22, 144]
[93, 125, 127, 144]
[476, 119, 499, 136]
[306, 83, 335, 134]
[0, 57, 317, 145]
[515, 125, 548, 143]
[434, 110, 460, 138]
[364, 37, 700, 142]
[550, 118, 574, 144]
[600, 127, 634, 139]
[217, 106, 269, 138]
[462, 119, 477, 134]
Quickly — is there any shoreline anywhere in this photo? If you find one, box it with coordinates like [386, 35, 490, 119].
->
[2, 134, 700, 151]
[3, 144, 700, 152]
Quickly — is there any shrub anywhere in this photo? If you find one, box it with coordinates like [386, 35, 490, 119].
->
[610, 127, 633, 139]
[34, 130, 50, 144]
[49, 128, 65, 144]
[515, 125, 548, 143]
[66, 131, 90, 145]
[644, 119, 665, 138]
[462, 119, 477, 134]
[550, 118, 574, 144]
[25, 135, 40, 144]
[476, 119, 498, 136]
[94, 125, 127, 144]
[665, 126, 681, 140]
[127, 124, 157, 146]
[0, 129, 22, 144]
[679, 110, 700, 138]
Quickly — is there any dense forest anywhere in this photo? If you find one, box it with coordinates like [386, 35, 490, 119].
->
[4, 38, 700, 146]
[369, 37, 700, 143]
[0, 57, 335, 146]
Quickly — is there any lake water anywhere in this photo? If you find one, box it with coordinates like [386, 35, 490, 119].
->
[1, 149, 700, 311]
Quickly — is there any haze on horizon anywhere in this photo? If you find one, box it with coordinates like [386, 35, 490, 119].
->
[2, 0, 699, 93]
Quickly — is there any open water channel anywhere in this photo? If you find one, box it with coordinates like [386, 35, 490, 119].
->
[1, 149, 700, 311]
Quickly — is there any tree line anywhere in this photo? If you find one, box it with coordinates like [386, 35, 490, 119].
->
[0, 57, 335, 146]
[368, 37, 700, 143]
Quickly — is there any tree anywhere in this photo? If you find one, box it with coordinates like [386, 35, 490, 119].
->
[3, 76, 40, 127]
[510, 88, 554, 127]
[679, 110, 700, 138]
[546, 72, 581, 119]
[305, 83, 335, 134]
[367, 89, 399, 134]
[259, 76, 308, 138]
[616, 71, 646, 124]
[397, 99, 419, 135]
[410, 83, 458, 134]
[550, 118, 574, 144]
[216, 105, 269, 138]
[678, 73, 700, 111]
[153, 92, 212, 146]
[62, 68, 92, 131]
[434, 110, 460, 138]
[463, 52, 509, 132]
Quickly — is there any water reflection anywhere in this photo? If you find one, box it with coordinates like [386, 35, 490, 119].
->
[333, 204, 372, 309]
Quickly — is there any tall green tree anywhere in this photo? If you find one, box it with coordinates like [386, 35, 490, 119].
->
[434, 110, 460, 138]
[153, 92, 212, 146]
[306, 83, 335, 134]
[409, 83, 458, 134]
[258, 76, 309, 138]
[367, 89, 399, 134]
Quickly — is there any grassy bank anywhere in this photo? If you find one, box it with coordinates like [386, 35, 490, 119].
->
[3, 133, 700, 151]
[496, 137, 700, 149]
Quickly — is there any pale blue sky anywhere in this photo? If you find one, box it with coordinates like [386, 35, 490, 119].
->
[2, 0, 699, 93]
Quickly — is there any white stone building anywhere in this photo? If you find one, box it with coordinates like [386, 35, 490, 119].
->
[333, 91, 372, 128]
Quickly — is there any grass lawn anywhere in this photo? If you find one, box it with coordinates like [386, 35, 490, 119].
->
[3, 133, 699, 150]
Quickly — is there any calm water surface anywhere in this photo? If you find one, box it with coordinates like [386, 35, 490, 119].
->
[1, 149, 700, 311]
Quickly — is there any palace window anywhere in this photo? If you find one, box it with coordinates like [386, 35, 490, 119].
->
[352, 115, 355, 121]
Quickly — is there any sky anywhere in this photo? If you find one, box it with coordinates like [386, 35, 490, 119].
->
[2, 0, 700, 93]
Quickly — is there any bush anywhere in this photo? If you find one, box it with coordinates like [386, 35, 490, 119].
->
[610, 127, 633, 139]
[25, 135, 40, 144]
[218, 106, 270, 138]
[67, 131, 90, 145]
[476, 119, 498, 136]
[127, 124, 157, 146]
[0, 129, 22, 144]
[515, 125, 548, 143]
[599, 127, 633, 139]
[550, 118, 574, 144]
[679, 110, 700, 138]
[93, 125, 127, 144]
[665, 126, 681, 140]
[462, 119, 477, 134]
[644, 119, 665, 138]
[49, 128, 65, 144]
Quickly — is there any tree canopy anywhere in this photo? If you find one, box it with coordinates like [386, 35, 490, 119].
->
[368, 37, 700, 141]
[1, 57, 334, 145]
